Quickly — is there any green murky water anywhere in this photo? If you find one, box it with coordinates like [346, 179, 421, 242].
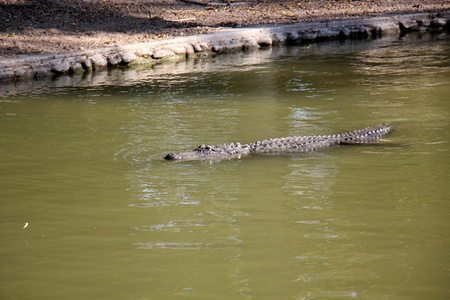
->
[1, 33, 449, 299]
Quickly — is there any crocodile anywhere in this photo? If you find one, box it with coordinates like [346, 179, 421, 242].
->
[165, 125, 392, 161]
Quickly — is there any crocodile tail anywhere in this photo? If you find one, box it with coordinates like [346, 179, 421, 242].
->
[339, 125, 392, 144]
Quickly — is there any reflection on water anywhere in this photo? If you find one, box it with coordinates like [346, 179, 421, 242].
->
[0, 32, 449, 300]
[353, 41, 449, 90]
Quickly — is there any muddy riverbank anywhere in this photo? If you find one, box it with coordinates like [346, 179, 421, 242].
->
[0, 1, 449, 81]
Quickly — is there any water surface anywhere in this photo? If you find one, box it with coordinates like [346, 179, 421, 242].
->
[1, 33, 449, 299]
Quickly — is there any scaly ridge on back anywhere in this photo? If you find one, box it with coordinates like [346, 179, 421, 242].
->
[164, 125, 392, 161]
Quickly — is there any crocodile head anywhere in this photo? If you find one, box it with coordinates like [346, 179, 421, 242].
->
[165, 144, 249, 161]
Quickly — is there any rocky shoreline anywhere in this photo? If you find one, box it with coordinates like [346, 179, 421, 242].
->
[0, 10, 449, 81]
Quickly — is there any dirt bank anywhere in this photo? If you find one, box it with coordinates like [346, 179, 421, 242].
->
[1, 0, 449, 59]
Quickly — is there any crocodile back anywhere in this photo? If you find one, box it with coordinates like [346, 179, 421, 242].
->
[339, 125, 392, 144]
[249, 125, 392, 154]
[250, 135, 341, 153]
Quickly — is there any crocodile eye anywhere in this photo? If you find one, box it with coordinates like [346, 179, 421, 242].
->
[196, 144, 207, 152]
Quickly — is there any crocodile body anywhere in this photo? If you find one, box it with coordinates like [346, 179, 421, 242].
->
[165, 125, 392, 161]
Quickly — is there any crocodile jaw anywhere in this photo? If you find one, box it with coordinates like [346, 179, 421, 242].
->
[164, 151, 241, 161]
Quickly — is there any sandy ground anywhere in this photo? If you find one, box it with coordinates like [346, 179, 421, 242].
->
[0, 0, 449, 59]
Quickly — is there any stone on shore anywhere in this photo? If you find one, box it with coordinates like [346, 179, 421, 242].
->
[287, 32, 301, 42]
[301, 31, 317, 41]
[107, 52, 122, 66]
[69, 62, 84, 73]
[51, 60, 71, 74]
[243, 39, 259, 50]
[429, 18, 447, 28]
[258, 36, 272, 47]
[119, 51, 137, 64]
[90, 54, 108, 69]
[399, 19, 419, 32]
[81, 57, 92, 70]
[193, 42, 209, 52]
[152, 49, 175, 59]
